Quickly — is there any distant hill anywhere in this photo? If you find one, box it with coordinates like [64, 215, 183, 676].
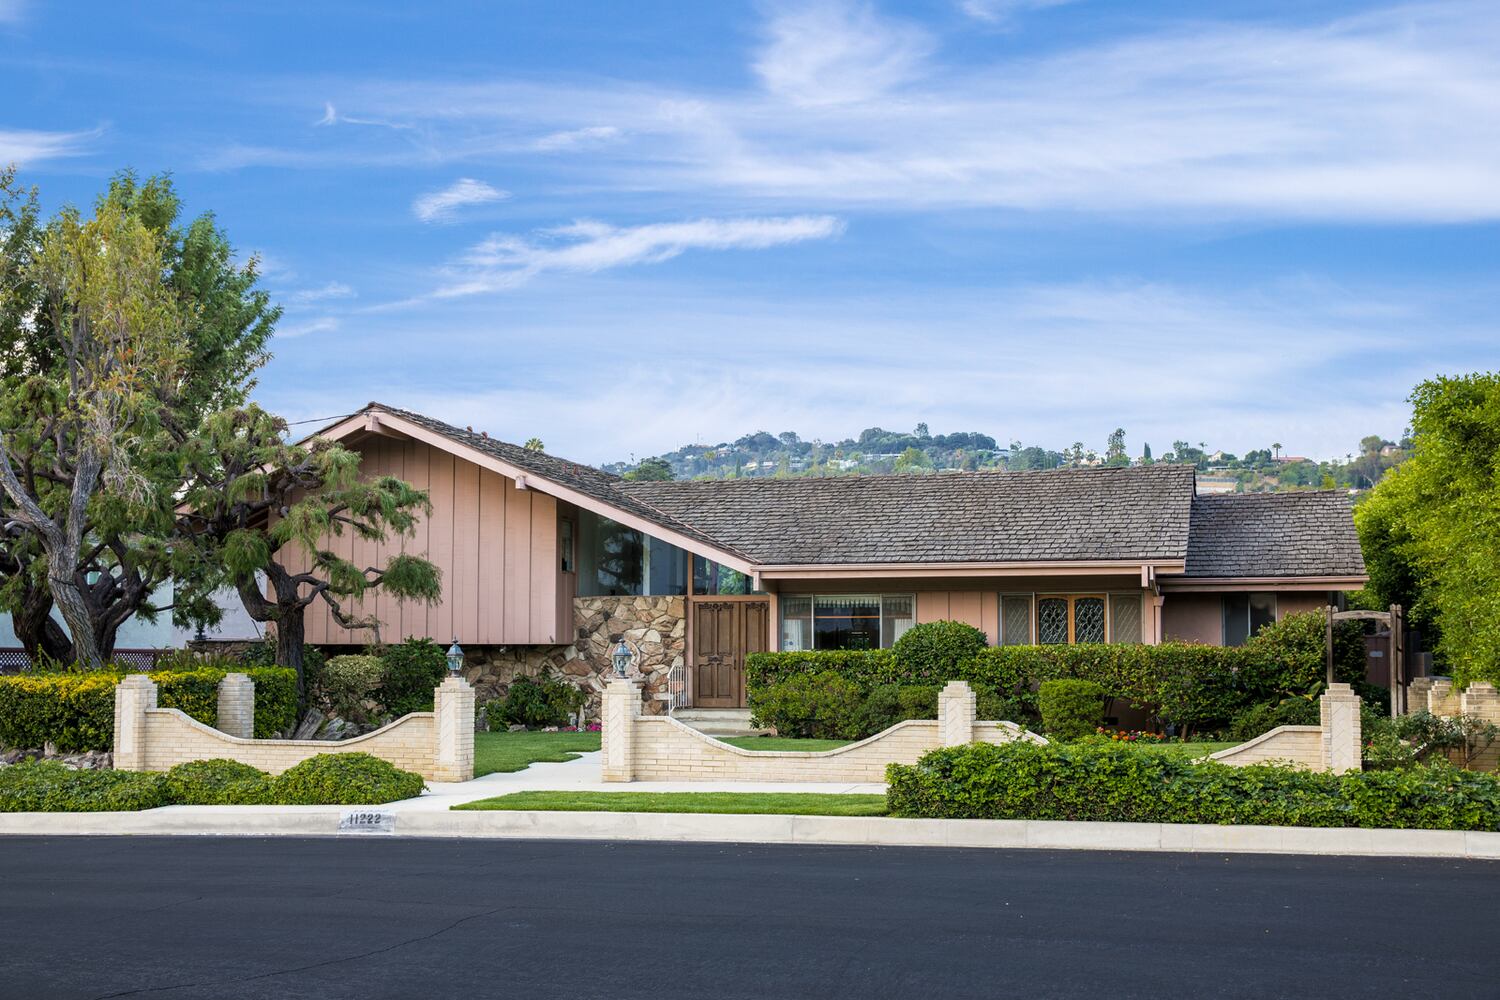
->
[602, 424, 1410, 493]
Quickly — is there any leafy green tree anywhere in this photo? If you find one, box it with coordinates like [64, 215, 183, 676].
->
[523, 437, 544, 452]
[893, 446, 931, 473]
[1357, 373, 1500, 683]
[177, 407, 441, 699]
[1105, 427, 1128, 466]
[0, 171, 276, 664]
[1141, 442, 1152, 464]
[623, 456, 673, 481]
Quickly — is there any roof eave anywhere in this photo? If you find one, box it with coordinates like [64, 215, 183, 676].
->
[759, 559, 1187, 581]
[1160, 575, 1368, 592]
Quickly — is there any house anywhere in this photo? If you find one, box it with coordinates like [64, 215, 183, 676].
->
[292, 404, 1367, 714]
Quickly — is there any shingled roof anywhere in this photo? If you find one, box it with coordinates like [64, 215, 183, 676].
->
[619, 465, 1196, 565]
[340, 405, 1364, 578]
[1184, 491, 1366, 578]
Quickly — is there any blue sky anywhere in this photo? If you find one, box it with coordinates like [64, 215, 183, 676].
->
[2, 0, 1496, 464]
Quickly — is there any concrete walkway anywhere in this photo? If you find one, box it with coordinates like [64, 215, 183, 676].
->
[388, 751, 886, 812]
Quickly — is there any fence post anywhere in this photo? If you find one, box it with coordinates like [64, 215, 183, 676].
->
[1428, 678, 1458, 717]
[113, 674, 158, 772]
[432, 676, 476, 782]
[938, 680, 976, 747]
[1319, 682, 1362, 774]
[601, 677, 640, 782]
[216, 673, 255, 739]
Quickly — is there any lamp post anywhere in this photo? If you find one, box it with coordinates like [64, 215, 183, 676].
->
[446, 639, 465, 677]
[611, 638, 634, 679]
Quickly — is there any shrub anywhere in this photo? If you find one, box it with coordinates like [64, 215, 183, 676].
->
[891, 621, 988, 680]
[317, 655, 387, 724]
[378, 638, 449, 716]
[1038, 679, 1106, 740]
[238, 638, 328, 694]
[886, 741, 1500, 831]
[487, 674, 587, 730]
[745, 649, 895, 693]
[164, 759, 273, 805]
[0, 760, 172, 812]
[749, 671, 866, 739]
[1229, 697, 1321, 741]
[272, 752, 425, 805]
[0, 666, 296, 752]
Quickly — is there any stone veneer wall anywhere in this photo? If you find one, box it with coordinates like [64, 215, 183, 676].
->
[460, 596, 686, 718]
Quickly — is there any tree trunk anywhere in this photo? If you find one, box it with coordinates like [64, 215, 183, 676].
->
[276, 607, 308, 705]
[11, 584, 72, 664]
[50, 567, 103, 668]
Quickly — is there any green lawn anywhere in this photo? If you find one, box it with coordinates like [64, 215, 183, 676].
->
[453, 790, 889, 816]
[718, 736, 854, 752]
[473, 730, 601, 777]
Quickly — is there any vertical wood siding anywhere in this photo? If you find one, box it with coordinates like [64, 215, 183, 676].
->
[291, 439, 561, 646]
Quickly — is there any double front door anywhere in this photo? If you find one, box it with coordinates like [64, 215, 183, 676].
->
[691, 600, 768, 708]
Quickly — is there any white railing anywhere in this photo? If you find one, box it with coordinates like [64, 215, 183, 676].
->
[667, 662, 689, 712]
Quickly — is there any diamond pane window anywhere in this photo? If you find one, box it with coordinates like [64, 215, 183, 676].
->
[1001, 596, 1033, 645]
[1108, 594, 1142, 644]
[1074, 597, 1106, 643]
[1038, 598, 1069, 645]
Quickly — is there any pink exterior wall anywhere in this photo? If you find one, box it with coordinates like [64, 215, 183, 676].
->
[288, 437, 562, 646]
[1162, 590, 1334, 645]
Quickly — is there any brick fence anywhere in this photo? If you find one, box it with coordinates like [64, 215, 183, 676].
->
[601, 678, 1045, 783]
[1406, 678, 1500, 771]
[112, 673, 475, 782]
[1209, 683, 1362, 773]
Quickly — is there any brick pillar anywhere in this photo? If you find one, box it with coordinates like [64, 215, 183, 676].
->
[1407, 677, 1434, 718]
[1460, 683, 1500, 724]
[113, 674, 158, 772]
[432, 676, 476, 783]
[1428, 678, 1458, 717]
[1319, 682, 1362, 774]
[938, 680, 976, 747]
[216, 673, 255, 739]
[601, 677, 640, 782]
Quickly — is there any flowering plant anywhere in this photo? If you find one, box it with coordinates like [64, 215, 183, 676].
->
[1095, 727, 1167, 744]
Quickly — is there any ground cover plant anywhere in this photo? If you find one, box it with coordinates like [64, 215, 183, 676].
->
[887, 741, 1500, 831]
[0, 753, 425, 812]
[453, 791, 889, 816]
[719, 736, 854, 752]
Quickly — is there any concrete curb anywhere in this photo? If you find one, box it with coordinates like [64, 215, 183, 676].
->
[2, 808, 1498, 858]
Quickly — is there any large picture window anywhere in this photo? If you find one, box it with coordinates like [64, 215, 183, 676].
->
[779, 594, 914, 651]
[1222, 593, 1276, 646]
[575, 511, 687, 596]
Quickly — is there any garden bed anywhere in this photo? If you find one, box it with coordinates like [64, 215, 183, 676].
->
[453, 791, 888, 816]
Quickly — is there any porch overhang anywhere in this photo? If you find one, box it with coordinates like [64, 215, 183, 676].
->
[1158, 575, 1368, 593]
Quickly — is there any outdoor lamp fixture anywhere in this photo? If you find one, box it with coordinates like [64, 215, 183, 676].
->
[446, 639, 465, 676]
[611, 639, 634, 678]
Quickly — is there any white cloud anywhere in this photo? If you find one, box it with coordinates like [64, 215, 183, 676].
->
[431, 214, 844, 297]
[0, 126, 96, 165]
[412, 178, 510, 223]
[282, 281, 355, 305]
[283, 1, 1500, 223]
[0, 0, 24, 24]
[276, 317, 340, 339]
[958, 0, 1077, 25]
[753, 1, 934, 106]
[533, 125, 622, 151]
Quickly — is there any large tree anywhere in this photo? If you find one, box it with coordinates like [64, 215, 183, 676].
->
[1356, 373, 1500, 684]
[176, 407, 441, 699]
[0, 170, 275, 663]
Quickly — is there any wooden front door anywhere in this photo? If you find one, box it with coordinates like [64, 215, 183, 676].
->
[691, 600, 768, 708]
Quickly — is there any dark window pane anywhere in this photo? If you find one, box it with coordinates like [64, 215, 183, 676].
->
[1038, 598, 1069, 644]
[814, 596, 881, 650]
[1074, 597, 1105, 643]
[1249, 592, 1277, 637]
[647, 538, 687, 596]
[1222, 594, 1251, 647]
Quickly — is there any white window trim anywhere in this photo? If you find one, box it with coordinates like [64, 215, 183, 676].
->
[778, 593, 917, 652]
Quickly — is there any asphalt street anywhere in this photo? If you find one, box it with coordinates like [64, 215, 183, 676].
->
[0, 835, 1496, 999]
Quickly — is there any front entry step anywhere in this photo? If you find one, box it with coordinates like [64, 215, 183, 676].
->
[670, 708, 766, 737]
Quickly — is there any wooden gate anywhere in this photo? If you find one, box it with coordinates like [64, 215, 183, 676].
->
[690, 600, 768, 708]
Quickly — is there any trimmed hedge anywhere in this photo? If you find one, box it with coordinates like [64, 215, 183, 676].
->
[1038, 679, 1105, 740]
[377, 638, 449, 716]
[886, 741, 1500, 831]
[273, 752, 427, 805]
[746, 611, 1368, 731]
[0, 752, 427, 812]
[0, 666, 297, 752]
[750, 673, 1031, 739]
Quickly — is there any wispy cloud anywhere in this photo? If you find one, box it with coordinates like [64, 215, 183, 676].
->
[276, 317, 340, 339]
[432, 214, 844, 297]
[314, 102, 413, 131]
[281, 281, 355, 305]
[269, 0, 1500, 223]
[533, 125, 622, 151]
[753, 1, 933, 106]
[0, 126, 97, 165]
[958, 0, 1078, 26]
[412, 178, 509, 223]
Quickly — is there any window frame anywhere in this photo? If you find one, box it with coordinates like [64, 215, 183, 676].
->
[1222, 592, 1277, 646]
[1008, 591, 1144, 646]
[777, 593, 917, 652]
